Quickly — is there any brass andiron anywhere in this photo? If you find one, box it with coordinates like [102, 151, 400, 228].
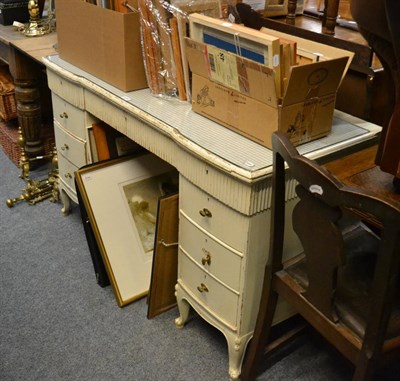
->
[6, 127, 59, 208]
[21, 0, 54, 37]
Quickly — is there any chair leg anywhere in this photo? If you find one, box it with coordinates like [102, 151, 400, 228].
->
[322, 0, 340, 35]
[240, 282, 279, 381]
[286, 0, 298, 25]
[352, 355, 376, 381]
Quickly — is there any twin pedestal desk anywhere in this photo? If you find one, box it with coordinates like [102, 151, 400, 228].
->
[43, 55, 381, 380]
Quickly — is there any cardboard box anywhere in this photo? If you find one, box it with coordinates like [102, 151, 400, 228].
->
[186, 33, 353, 148]
[56, 0, 147, 92]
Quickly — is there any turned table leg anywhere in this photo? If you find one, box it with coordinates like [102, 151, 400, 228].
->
[15, 78, 43, 157]
[322, 0, 340, 35]
[8, 44, 44, 158]
[286, 0, 298, 25]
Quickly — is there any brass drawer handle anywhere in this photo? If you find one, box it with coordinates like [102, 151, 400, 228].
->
[59, 112, 68, 119]
[199, 208, 212, 218]
[201, 251, 211, 266]
[197, 283, 209, 293]
[61, 144, 69, 151]
[64, 173, 72, 179]
[158, 239, 178, 248]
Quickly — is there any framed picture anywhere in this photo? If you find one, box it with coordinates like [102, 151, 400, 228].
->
[75, 153, 179, 307]
[296, 47, 326, 64]
[147, 193, 179, 319]
[189, 13, 280, 67]
[170, 0, 222, 100]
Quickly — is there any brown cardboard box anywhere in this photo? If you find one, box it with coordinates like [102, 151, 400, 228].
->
[186, 36, 353, 148]
[56, 0, 147, 92]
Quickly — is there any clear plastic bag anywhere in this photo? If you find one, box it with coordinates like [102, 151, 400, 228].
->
[138, 0, 222, 100]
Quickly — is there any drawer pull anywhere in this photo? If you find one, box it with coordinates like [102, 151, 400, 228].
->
[158, 239, 178, 248]
[64, 173, 72, 179]
[201, 253, 211, 266]
[59, 112, 68, 119]
[199, 208, 212, 218]
[60, 144, 69, 151]
[197, 283, 209, 293]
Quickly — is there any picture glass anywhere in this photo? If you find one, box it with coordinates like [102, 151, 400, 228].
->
[123, 172, 178, 255]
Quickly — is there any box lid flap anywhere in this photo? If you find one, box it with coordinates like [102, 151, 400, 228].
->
[282, 56, 348, 106]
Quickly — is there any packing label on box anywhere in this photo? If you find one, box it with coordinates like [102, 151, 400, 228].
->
[207, 45, 241, 92]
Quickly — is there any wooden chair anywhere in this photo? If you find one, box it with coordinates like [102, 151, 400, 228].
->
[240, 131, 400, 381]
[287, 0, 340, 35]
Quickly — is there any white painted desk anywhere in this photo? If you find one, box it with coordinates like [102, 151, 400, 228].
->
[43, 54, 381, 380]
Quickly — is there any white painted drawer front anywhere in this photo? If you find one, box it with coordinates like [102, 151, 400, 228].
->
[54, 122, 87, 168]
[180, 178, 247, 252]
[179, 248, 239, 330]
[52, 93, 92, 138]
[47, 70, 85, 110]
[179, 213, 242, 292]
[57, 154, 79, 193]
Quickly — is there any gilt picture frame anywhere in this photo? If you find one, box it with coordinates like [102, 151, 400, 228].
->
[75, 153, 178, 307]
[147, 193, 179, 319]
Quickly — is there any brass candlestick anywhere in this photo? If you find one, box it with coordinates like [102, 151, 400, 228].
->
[21, 0, 54, 37]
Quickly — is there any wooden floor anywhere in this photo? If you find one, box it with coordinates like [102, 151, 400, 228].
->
[325, 145, 400, 205]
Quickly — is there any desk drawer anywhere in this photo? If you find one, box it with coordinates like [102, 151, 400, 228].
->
[179, 249, 239, 329]
[54, 122, 87, 168]
[47, 70, 85, 111]
[180, 177, 247, 252]
[179, 213, 242, 292]
[52, 93, 94, 138]
[57, 154, 79, 194]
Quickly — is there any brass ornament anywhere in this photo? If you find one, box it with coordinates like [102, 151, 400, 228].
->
[19, 0, 55, 37]
[6, 127, 59, 208]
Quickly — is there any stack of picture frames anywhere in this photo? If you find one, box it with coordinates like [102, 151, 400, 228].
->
[186, 12, 344, 102]
[75, 152, 180, 315]
[138, 0, 221, 100]
[137, 0, 326, 103]
[187, 12, 288, 98]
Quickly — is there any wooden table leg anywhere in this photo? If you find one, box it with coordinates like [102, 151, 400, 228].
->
[8, 44, 44, 158]
[322, 0, 340, 35]
[286, 0, 298, 24]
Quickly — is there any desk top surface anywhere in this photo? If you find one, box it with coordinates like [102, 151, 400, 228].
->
[44, 54, 382, 182]
[0, 24, 26, 45]
[0, 24, 57, 63]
